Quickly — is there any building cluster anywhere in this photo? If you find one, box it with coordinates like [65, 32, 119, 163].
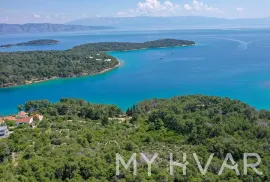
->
[88, 54, 112, 62]
[95, 58, 112, 62]
[0, 111, 44, 137]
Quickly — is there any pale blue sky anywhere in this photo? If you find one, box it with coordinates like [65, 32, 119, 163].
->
[1, 0, 270, 23]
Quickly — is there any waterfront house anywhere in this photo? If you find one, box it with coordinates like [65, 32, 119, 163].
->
[0, 116, 16, 123]
[4, 116, 16, 121]
[16, 117, 33, 126]
[0, 126, 8, 137]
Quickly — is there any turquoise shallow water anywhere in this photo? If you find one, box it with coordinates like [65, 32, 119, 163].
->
[0, 29, 270, 115]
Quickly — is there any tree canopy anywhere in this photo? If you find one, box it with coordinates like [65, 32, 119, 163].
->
[0, 50, 118, 87]
[0, 95, 269, 181]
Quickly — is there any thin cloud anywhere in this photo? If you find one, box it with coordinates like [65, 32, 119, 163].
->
[33, 13, 41, 18]
[185, 0, 220, 12]
[117, 0, 181, 17]
[236, 8, 244, 12]
[117, 0, 221, 17]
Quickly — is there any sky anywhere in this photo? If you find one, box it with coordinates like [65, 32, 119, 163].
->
[1, 0, 270, 24]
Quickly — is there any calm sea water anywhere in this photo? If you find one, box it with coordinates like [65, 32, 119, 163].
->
[0, 29, 270, 115]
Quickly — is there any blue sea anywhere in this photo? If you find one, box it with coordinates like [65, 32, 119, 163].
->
[0, 29, 270, 115]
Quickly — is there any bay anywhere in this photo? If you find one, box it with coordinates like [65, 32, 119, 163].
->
[0, 29, 270, 115]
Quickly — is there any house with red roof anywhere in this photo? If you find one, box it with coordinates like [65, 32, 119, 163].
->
[17, 111, 28, 118]
[4, 116, 16, 121]
[0, 116, 16, 123]
[16, 117, 33, 126]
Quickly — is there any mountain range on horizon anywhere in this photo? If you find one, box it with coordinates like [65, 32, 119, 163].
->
[1, 16, 270, 34]
[68, 16, 270, 29]
[0, 23, 114, 34]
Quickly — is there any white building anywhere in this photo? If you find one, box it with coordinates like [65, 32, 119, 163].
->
[0, 126, 8, 137]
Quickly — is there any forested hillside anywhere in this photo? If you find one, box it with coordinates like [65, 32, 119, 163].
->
[0, 95, 269, 181]
[0, 50, 118, 87]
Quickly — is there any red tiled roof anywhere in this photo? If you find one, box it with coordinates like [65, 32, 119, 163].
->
[16, 117, 32, 123]
[18, 111, 27, 116]
[4, 116, 16, 121]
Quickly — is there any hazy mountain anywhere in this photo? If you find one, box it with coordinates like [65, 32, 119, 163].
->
[68, 16, 270, 29]
[0, 23, 114, 34]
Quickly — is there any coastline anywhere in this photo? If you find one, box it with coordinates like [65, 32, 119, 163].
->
[0, 42, 195, 89]
[92, 60, 121, 76]
[1, 60, 121, 89]
[107, 44, 195, 53]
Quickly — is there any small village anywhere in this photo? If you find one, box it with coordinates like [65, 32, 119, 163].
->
[89, 53, 112, 62]
[0, 111, 44, 138]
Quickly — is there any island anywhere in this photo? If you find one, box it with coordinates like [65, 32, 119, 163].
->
[71, 39, 195, 52]
[0, 39, 195, 88]
[0, 39, 60, 48]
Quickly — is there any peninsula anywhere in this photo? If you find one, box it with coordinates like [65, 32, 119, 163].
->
[0, 39, 195, 88]
[0, 39, 60, 48]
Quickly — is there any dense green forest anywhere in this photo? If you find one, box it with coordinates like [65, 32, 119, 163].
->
[71, 39, 195, 52]
[0, 95, 269, 181]
[0, 39, 60, 48]
[0, 39, 194, 88]
[0, 50, 118, 87]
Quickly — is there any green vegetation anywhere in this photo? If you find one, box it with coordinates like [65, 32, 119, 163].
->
[72, 39, 195, 52]
[0, 95, 269, 181]
[0, 39, 194, 88]
[0, 50, 118, 87]
[0, 39, 60, 48]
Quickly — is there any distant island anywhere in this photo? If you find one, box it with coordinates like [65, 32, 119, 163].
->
[0, 23, 114, 34]
[0, 39, 195, 88]
[72, 39, 195, 52]
[0, 39, 60, 48]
